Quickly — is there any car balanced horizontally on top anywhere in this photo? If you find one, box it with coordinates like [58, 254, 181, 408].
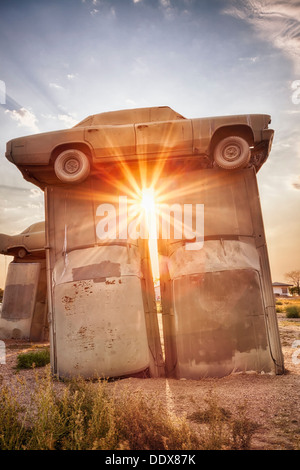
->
[5, 106, 274, 188]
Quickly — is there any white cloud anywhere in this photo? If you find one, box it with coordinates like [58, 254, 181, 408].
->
[159, 0, 176, 19]
[239, 56, 259, 63]
[67, 73, 76, 80]
[5, 107, 39, 132]
[0, 185, 44, 238]
[125, 98, 138, 107]
[41, 113, 56, 120]
[49, 82, 64, 90]
[29, 188, 43, 198]
[58, 114, 78, 127]
[284, 109, 300, 115]
[160, 0, 171, 7]
[41, 112, 78, 127]
[223, 0, 300, 73]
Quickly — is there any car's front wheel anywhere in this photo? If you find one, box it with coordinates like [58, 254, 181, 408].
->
[54, 149, 90, 183]
[17, 248, 27, 258]
[213, 136, 250, 170]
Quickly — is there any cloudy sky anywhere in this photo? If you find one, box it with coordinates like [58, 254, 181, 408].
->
[0, 0, 299, 287]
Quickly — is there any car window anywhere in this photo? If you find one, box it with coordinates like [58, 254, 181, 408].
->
[21, 222, 45, 234]
[73, 116, 94, 127]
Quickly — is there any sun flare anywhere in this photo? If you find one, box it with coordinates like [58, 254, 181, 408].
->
[141, 187, 156, 212]
[141, 187, 160, 282]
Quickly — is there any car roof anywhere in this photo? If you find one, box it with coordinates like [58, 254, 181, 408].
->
[21, 221, 45, 234]
[74, 106, 186, 127]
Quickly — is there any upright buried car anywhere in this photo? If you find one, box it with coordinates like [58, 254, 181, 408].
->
[5, 106, 274, 187]
[0, 221, 48, 342]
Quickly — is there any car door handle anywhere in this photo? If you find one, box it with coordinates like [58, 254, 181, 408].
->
[87, 129, 98, 132]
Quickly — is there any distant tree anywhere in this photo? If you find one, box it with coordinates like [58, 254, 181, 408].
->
[285, 270, 300, 295]
[289, 286, 299, 296]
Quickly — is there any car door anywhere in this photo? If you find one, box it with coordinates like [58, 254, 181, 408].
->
[22, 224, 45, 252]
[84, 124, 136, 161]
[135, 119, 193, 158]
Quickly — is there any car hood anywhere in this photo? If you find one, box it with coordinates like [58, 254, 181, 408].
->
[0, 234, 12, 254]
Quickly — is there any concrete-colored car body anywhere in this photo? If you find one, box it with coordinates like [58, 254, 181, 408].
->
[5, 106, 274, 189]
[0, 222, 48, 341]
[0, 261, 48, 341]
[0, 221, 45, 258]
[158, 168, 284, 378]
[44, 181, 164, 379]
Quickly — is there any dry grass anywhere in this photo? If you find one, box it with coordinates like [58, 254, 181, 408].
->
[1, 296, 300, 451]
[0, 366, 259, 450]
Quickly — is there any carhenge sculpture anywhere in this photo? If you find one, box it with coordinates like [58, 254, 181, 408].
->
[0, 221, 48, 341]
[4, 106, 284, 378]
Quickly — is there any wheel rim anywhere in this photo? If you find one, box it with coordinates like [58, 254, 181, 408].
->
[222, 144, 241, 162]
[64, 157, 80, 175]
[54, 149, 90, 183]
[214, 136, 250, 170]
[64, 157, 81, 174]
[18, 248, 26, 258]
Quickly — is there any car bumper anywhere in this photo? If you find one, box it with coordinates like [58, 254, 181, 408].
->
[262, 128, 274, 154]
[5, 140, 13, 162]
[0, 234, 11, 255]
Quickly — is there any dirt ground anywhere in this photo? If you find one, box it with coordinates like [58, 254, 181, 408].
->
[1, 308, 300, 450]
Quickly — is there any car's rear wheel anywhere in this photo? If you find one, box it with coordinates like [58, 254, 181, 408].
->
[54, 149, 90, 183]
[213, 136, 250, 170]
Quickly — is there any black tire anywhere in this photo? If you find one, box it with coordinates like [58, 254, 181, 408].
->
[213, 136, 250, 170]
[54, 149, 90, 183]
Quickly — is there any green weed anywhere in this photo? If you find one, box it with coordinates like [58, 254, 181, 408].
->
[16, 349, 50, 370]
[286, 306, 300, 319]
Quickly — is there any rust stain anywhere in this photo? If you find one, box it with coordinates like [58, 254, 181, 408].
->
[62, 295, 75, 311]
[78, 325, 87, 336]
[62, 280, 95, 314]
[105, 327, 119, 350]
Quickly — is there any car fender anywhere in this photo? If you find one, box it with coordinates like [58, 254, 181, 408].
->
[9, 128, 87, 165]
